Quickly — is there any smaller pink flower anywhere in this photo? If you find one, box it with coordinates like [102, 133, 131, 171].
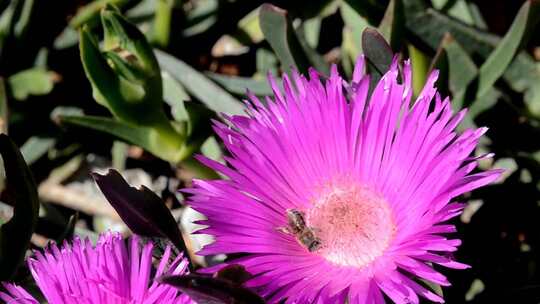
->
[0, 233, 192, 304]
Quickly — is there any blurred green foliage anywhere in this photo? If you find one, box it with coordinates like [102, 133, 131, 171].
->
[0, 0, 539, 302]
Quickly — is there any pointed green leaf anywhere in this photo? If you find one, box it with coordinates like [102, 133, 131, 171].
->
[0, 134, 39, 280]
[342, 0, 386, 25]
[408, 44, 430, 98]
[162, 71, 190, 122]
[378, 0, 404, 51]
[101, 8, 161, 78]
[340, 2, 369, 76]
[154, 49, 245, 116]
[152, 0, 174, 47]
[79, 8, 174, 135]
[428, 34, 451, 97]
[443, 36, 477, 97]
[206, 72, 273, 97]
[403, 0, 540, 110]
[69, 0, 130, 28]
[475, 0, 540, 100]
[59, 115, 189, 163]
[238, 7, 263, 43]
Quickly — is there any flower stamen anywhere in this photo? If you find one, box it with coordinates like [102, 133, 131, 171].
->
[307, 184, 396, 268]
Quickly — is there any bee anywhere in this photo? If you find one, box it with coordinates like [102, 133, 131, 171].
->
[278, 209, 322, 252]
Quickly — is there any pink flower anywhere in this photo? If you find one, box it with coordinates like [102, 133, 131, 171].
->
[0, 233, 192, 304]
[185, 57, 503, 303]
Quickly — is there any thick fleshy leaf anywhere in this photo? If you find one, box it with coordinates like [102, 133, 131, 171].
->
[378, 0, 404, 51]
[340, 2, 369, 76]
[160, 274, 265, 304]
[77, 5, 186, 162]
[12, 0, 35, 38]
[442, 35, 477, 98]
[259, 4, 311, 75]
[238, 7, 264, 43]
[428, 35, 450, 96]
[59, 115, 189, 163]
[343, 0, 386, 25]
[0, 134, 39, 280]
[79, 7, 171, 129]
[403, 0, 540, 116]
[69, 0, 130, 28]
[91, 169, 189, 256]
[20, 137, 56, 165]
[182, 0, 218, 37]
[206, 72, 273, 97]
[151, 0, 174, 47]
[256, 48, 279, 76]
[155, 49, 245, 116]
[408, 44, 429, 97]
[434, 34, 502, 119]
[7, 68, 55, 101]
[474, 0, 540, 101]
[162, 71, 190, 122]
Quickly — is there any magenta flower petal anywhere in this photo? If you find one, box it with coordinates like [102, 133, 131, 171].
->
[187, 57, 502, 303]
[0, 233, 193, 304]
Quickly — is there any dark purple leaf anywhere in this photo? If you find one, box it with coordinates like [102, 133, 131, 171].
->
[159, 273, 265, 304]
[91, 169, 189, 259]
[0, 133, 40, 280]
[214, 264, 252, 286]
[362, 27, 394, 90]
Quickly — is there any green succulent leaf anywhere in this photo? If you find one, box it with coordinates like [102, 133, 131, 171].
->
[69, 0, 130, 28]
[79, 7, 170, 128]
[408, 44, 430, 98]
[378, 0, 404, 51]
[151, 0, 174, 47]
[259, 4, 312, 76]
[474, 0, 540, 101]
[59, 115, 189, 163]
[403, 0, 540, 116]
[8, 68, 55, 101]
[206, 72, 274, 97]
[340, 2, 369, 76]
[155, 49, 245, 116]
[20, 137, 56, 165]
[162, 71, 190, 122]
[78, 6, 188, 161]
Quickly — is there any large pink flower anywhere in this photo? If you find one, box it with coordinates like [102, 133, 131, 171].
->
[186, 57, 502, 303]
[0, 233, 192, 304]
